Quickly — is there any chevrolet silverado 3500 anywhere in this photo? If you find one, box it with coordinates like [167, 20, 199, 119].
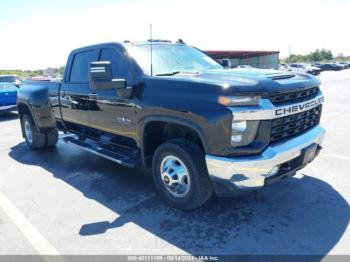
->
[17, 40, 325, 210]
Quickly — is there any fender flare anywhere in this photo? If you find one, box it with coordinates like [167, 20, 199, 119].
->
[16, 99, 41, 133]
[17, 98, 57, 133]
[138, 115, 209, 166]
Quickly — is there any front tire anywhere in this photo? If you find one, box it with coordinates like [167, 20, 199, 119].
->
[152, 139, 213, 210]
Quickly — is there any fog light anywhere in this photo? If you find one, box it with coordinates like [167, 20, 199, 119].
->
[231, 135, 242, 143]
[232, 121, 247, 132]
[266, 166, 280, 177]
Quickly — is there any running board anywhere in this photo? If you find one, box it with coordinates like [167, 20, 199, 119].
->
[63, 136, 141, 168]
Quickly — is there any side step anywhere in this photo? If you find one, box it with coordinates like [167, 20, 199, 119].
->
[63, 136, 142, 168]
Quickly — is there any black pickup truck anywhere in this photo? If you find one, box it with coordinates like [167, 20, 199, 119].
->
[17, 40, 325, 210]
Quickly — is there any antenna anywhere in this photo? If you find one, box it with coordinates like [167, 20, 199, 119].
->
[150, 23, 153, 77]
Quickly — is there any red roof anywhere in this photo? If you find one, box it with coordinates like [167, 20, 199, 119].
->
[204, 50, 280, 59]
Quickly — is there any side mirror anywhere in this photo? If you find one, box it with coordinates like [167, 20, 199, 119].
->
[89, 61, 132, 99]
[89, 61, 127, 90]
[221, 59, 231, 68]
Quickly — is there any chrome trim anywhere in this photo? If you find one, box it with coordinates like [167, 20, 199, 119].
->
[206, 126, 325, 190]
[0, 105, 17, 111]
[160, 155, 191, 197]
[24, 120, 33, 144]
[229, 93, 324, 120]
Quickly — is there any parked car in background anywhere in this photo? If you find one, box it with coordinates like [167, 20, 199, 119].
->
[338, 62, 349, 68]
[0, 75, 21, 87]
[312, 63, 324, 70]
[334, 62, 347, 69]
[0, 82, 18, 113]
[236, 65, 255, 69]
[288, 63, 321, 75]
[30, 76, 52, 81]
[278, 64, 288, 70]
[319, 63, 342, 71]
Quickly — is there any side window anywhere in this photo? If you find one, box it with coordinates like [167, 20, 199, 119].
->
[100, 48, 128, 79]
[70, 49, 99, 83]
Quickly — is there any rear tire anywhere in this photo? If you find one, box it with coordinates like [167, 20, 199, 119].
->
[46, 129, 58, 147]
[21, 114, 58, 149]
[21, 114, 46, 149]
[152, 139, 213, 210]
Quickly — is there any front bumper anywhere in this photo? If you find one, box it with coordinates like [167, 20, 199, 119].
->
[206, 125, 325, 196]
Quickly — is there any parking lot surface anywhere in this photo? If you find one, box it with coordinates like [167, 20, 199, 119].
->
[0, 70, 349, 256]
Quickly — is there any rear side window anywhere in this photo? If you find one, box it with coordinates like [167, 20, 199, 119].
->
[100, 48, 128, 79]
[70, 49, 99, 83]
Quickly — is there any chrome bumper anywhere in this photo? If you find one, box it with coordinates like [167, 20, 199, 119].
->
[206, 126, 325, 194]
[0, 104, 17, 112]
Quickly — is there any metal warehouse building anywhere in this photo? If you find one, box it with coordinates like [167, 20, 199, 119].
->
[204, 50, 280, 69]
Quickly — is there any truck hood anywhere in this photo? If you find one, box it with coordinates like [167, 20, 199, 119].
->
[154, 68, 321, 95]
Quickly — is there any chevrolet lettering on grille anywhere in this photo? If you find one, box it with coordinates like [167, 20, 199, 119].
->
[275, 96, 324, 117]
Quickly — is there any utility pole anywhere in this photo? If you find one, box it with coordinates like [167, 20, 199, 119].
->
[288, 45, 291, 63]
[150, 23, 153, 77]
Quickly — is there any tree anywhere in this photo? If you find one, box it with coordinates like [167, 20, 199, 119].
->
[54, 66, 65, 75]
[285, 48, 334, 63]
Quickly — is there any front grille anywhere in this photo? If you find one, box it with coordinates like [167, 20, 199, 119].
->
[269, 86, 320, 105]
[270, 105, 322, 143]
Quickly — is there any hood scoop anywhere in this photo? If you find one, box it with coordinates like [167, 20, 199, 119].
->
[266, 73, 296, 80]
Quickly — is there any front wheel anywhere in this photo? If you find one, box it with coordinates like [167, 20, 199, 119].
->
[152, 139, 213, 210]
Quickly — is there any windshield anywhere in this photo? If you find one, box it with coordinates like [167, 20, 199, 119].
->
[127, 44, 223, 76]
[0, 76, 17, 83]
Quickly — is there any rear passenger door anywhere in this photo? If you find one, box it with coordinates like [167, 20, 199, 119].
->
[88, 48, 136, 140]
[60, 49, 99, 128]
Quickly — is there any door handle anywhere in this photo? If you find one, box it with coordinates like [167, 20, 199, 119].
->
[88, 93, 98, 100]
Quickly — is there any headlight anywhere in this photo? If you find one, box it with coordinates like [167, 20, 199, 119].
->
[231, 120, 259, 147]
[218, 96, 260, 106]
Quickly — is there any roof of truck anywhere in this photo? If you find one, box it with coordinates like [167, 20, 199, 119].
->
[71, 40, 182, 54]
[70, 42, 125, 54]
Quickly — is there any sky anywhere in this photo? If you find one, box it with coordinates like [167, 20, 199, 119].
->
[0, 0, 349, 70]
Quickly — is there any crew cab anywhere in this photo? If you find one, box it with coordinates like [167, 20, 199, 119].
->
[17, 40, 325, 210]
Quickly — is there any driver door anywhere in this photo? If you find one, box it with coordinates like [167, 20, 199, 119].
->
[88, 48, 136, 141]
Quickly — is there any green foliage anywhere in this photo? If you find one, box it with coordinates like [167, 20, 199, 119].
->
[284, 49, 350, 63]
[309, 49, 333, 61]
[334, 53, 349, 62]
[0, 67, 64, 79]
[55, 66, 65, 75]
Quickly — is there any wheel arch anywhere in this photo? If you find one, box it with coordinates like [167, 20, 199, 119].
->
[139, 116, 208, 167]
[17, 101, 40, 136]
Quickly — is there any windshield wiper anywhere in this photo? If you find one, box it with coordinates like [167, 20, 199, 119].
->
[155, 71, 181, 76]
[155, 71, 199, 76]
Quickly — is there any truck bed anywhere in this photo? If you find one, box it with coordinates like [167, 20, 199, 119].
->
[17, 79, 61, 105]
